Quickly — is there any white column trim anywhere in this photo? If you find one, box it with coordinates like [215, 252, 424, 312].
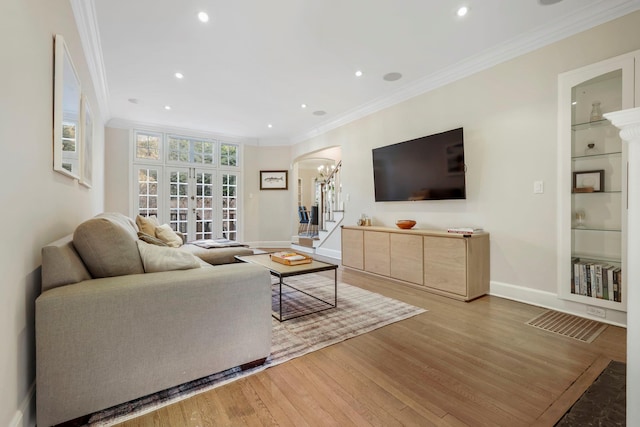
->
[603, 107, 640, 427]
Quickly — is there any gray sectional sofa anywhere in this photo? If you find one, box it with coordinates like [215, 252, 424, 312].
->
[36, 213, 272, 427]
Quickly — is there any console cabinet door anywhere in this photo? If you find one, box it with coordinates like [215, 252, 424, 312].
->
[424, 236, 467, 296]
[364, 231, 390, 276]
[342, 228, 364, 270]
[390, 233, 423, 285]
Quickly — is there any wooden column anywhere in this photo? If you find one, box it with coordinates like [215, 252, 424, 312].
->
[604, 107, 640, 426]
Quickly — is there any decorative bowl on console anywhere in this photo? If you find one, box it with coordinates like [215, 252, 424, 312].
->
[396, 220, 416, 229]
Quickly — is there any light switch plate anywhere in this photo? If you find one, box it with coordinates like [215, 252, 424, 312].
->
[533, 181, 544, 194]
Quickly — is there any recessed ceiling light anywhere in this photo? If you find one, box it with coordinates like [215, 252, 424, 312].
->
[313, 110, 327, 116]
[198, 11, 209, 22]
[164, 105, 171, 110]
[301, 103, 307, 109]
[383, 72, 403, 82]
[267, 124, 273, 128]
[457, 6, 468, 17]
[355, 70, 363, 77]
[572, 101, 577, 105]
[175, 72, 184, 79]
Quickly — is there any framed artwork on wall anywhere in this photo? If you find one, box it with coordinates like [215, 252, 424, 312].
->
[80, 96, 93, 188]
[260, 170, 288, 190]
[53, 34, 82, 180]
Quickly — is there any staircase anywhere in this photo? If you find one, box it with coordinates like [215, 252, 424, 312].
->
[292, 161, 343, 255]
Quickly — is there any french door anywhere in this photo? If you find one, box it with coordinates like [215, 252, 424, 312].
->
[135, 166, 239, 242]
[168, 167, 215, 241]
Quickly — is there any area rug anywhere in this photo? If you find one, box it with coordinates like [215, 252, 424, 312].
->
[526, 309, 608, 343]
[87, 274, 426, 426]
[555, 360, 626, 426]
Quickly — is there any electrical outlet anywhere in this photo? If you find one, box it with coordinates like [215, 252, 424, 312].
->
[586, 306, 606, 318]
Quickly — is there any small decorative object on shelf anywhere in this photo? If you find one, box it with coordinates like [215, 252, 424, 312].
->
[590, 101, 603, 122]
[573, 169, 604, 192]
[584, 142, 598, 156]
[575, 210, 586, 228]
[358, 214, 372, 226]
[396, 219, 416, 229]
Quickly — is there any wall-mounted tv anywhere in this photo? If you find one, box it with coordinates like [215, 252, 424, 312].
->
[372, 127, 466, 202]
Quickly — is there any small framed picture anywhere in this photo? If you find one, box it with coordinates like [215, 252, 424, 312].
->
[573, 169, 604, 193]
[260, 170, 288, 190]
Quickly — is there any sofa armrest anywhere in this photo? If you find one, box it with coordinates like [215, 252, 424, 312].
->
[36, 263, 272, 427]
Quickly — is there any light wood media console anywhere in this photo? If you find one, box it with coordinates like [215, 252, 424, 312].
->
[341, 226, 490, 301]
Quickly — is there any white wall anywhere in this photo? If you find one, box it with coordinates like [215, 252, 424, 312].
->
[104, 127, 130, 215]
[292, 11, 640, 321]
[0, 0, 105, 426]
[241, 145, 293, 246]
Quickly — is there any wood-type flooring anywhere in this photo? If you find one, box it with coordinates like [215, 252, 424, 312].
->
[115, 262, 626, 427]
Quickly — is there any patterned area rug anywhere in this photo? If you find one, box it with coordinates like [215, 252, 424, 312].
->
[87, 274, 426, 426]
[526, 310, 608, 343]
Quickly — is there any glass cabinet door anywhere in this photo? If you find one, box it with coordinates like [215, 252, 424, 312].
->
[558, 53, 635, 312]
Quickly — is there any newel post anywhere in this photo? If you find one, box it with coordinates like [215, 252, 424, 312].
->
[604, 107, 640, 425]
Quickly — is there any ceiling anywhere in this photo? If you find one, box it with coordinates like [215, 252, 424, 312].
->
[80, 0, 640, 144]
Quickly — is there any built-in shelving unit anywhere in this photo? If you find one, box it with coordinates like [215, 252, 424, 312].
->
[557, 50, 640, 313]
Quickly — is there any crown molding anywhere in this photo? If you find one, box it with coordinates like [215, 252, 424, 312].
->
[291, 0, 640, 145]
[107, 117, 259, 145]
[70, 0, 110, 124]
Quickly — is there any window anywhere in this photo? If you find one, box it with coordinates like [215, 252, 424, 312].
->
[168, 170, 189, 234]
[132, 131, 242, 242]
[135, 131, 161, 161]
[220, 143, 239, 167]
[137, 168, 159, 218]
[221, 173, 238, 240]
[167, 135, 215, 165]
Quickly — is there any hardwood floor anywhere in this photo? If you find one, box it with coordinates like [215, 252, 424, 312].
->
[116, 264, 626, 427]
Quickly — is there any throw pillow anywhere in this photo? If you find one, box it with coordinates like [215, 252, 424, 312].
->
[136, 215, 160, 236]
[155, 224, 184, 248]
[137, 231, 168, 247]
[136, 240, 201, 273]
[73, 216, 145, 278]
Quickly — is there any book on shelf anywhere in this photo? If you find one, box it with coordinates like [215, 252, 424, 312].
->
[447, 227, 484, 235]
[570, 258, 622, 302]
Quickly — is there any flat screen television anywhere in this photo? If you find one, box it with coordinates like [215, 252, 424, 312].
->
[372, 127, 466, 201]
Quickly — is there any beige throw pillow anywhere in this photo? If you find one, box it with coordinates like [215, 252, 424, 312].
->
[136, 240, 201, 273]
[155, 224, 183, 248]
[136, 215, 160, 236]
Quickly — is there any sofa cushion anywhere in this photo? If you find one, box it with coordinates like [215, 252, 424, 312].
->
[136, 240, 201, 273]
[41, 235, 92, 292]
[155, 224, 183, 248]
[136, 215, 159, 236]
[73, 214, 145, 278]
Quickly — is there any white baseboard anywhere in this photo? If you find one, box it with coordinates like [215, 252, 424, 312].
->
[9, 382, 36, 427]
[315, 247, 341, 261]
[490, 280, 627, 327]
